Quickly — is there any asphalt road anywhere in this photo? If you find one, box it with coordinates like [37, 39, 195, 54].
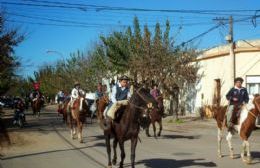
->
[1, 107, 260, 168]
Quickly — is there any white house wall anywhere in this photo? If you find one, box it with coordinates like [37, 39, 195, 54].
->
[193, 40, 260, 114]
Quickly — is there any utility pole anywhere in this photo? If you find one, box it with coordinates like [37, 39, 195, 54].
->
[213, 16, 235, 86]
[226, 16, 235, 86]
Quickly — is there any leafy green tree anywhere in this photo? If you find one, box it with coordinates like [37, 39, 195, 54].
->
[0, 12, 24, 95]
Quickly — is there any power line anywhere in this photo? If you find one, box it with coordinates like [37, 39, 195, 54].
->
[1, 1, 257, 16]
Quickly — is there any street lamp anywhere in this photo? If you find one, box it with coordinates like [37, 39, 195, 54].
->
[46, 50, 65, 60]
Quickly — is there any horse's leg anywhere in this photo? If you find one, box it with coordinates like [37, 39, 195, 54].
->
[226, 131, 234, 159]
[152, 122, 156, 138]
[242, 140, 252, 164]
[145, 123, 151, 137]
[157, 119, 162, 137]
[119, 141, 125, 168]
[77, 121, 83, 143]
[112, 138, 118, 165]
[241, 141, 247, 162]
[105, 134, 112, 168]
[130, 137, 138, 168]
[38, 109, 40, 118]
[70, 119, 76, 139]
[217, 128, 223, 158]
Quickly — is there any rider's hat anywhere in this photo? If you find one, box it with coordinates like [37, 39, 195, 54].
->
[74, 81, 80, 86]
[234, 77, 244, 83]
[119, 75, 130, 81]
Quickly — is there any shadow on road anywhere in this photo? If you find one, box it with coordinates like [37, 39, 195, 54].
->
[160, 134, 201, 140]
[251, 151, 260, 164]
[0, 146, 91, 160]
[135, 158, 217, 168]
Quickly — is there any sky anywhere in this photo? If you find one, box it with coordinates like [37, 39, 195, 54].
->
[1, 0, 260, 77]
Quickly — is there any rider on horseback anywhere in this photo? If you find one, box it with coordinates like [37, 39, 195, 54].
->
[70, 81, 85, 108]
[95, 82, 104, 99]
[226, 77, 249, 129]
[150, 84, 161, 100]
[104, 75, 131, 125]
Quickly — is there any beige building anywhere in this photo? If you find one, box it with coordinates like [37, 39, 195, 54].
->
[193, 39, 260, 113]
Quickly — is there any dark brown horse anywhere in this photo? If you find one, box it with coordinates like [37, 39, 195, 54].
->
[145, 96, 164, 137]
[31, 96, 42, 117]
[101, 88, 158, 168]
[67, 96, 89, 143]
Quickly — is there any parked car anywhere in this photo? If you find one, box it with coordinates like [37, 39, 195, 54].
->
[0, 100, 4, 107]
[0, 97, 14, 108]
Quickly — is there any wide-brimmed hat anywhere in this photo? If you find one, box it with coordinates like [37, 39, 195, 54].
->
[119, 75, 130, 81]
[74, 81, 80, 86]
[234, 77, 244, 83]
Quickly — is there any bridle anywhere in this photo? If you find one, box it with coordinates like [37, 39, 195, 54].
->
[129, 88, 155, 113]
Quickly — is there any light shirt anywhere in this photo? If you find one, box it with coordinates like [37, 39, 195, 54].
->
[111, 82, 131, 103]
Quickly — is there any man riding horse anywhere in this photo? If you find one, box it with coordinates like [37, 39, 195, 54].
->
[104, 75, 131, 128]
[226, 77, 249, 131]
[70, 81, 85, 109]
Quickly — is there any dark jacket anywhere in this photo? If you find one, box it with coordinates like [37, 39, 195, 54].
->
[226, 87, 249, 105]
[115, 84, 129, 101]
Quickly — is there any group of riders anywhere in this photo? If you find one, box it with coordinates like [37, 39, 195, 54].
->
[13, 87, 45, 125]
[55, 75, 163, 126]
[12, 74, 248, 131]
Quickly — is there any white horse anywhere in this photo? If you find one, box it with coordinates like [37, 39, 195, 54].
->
[215, 95, 260, 164]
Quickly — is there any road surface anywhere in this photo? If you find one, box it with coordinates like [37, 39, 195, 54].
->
[1, 106, 260, 168]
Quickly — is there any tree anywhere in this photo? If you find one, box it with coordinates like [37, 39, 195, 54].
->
[0, 12, 24, 95]
[99, 17, 200, 118]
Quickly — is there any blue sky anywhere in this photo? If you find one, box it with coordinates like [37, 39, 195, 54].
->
[1, 0, 260, 77]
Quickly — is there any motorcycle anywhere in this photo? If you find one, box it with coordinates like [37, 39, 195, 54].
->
[13, 108, 26, 128]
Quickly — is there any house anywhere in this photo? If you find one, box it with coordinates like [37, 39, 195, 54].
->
[193, 39, 260, 114]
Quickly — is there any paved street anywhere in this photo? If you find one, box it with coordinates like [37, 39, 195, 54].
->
[1, 106, 260, 168]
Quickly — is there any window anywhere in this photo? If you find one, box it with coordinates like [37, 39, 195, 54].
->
[246, 76, 260, 96]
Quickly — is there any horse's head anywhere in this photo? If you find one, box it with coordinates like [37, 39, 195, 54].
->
[253, 94, 260, 115]
[135, 87, 158, 110]
[131, 88, 159, 127]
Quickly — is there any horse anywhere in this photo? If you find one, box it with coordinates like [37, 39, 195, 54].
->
[214, 94, 260, 164]
[57, 98, 70, 123]
[100, 87, 158, 168]
[31, 95, 42, 117]
[145, 96, 164, 137]
[67, 95, 89, 143]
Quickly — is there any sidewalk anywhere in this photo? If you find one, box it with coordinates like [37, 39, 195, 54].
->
[162, 115, 217, 133]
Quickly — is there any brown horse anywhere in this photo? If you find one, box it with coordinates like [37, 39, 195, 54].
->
[101, 88, 158, 168]
[67, 96, 88, 143]
[57, 98, 70, 123]
[96, 95, 110, 122]
[31, 96, 42, 117]
[145, 96, 164, 137]
[214, 94, 260, 164]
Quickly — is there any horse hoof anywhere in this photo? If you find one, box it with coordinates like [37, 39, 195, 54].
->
[80, 140, 83, 143]
[218, 154, 223, 158]
[107, 166, 112, 168]
[146, 134, 151, 137]
[230, 155, 235, 159]
[157, 133, 161, 137]
[245, 157, 252, 164]
[112, 159, 117, 165]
